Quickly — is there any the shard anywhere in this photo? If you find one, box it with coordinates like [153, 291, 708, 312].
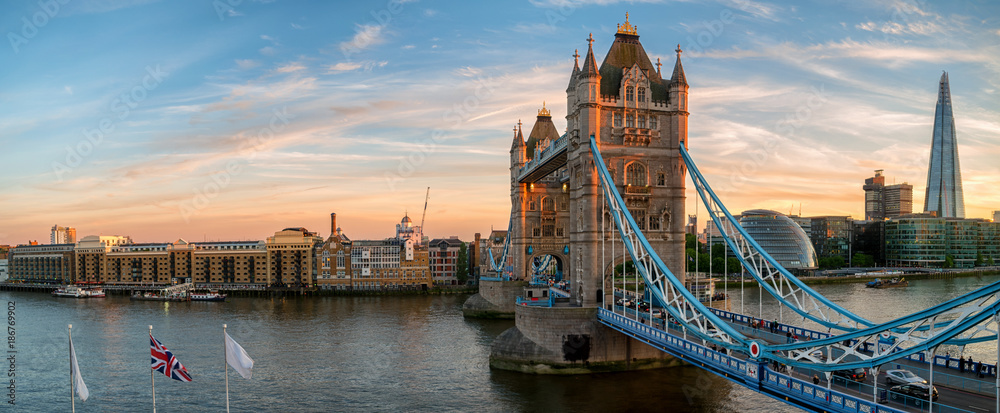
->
[923, 71, 965, 218]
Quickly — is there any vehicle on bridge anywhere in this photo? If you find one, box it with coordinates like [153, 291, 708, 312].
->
[832, 368, 866, 382]
[889, 382, 938, 402]
[884, 369, 926, 385]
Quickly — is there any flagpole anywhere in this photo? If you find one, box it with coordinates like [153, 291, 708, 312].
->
[224, 324, 230, 413]
[69, 324, 75, 413]
[150, 325, 156, 413]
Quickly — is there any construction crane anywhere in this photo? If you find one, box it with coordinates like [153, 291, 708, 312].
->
[420, 187, 430, 230]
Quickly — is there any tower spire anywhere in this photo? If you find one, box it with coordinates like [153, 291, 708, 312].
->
[581, 33, 599, 77]
[670, 44, 687, 85]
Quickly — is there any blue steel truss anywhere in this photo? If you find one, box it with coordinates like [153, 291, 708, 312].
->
[485, 218, 513, 280]
[591, 136, 1000, 373]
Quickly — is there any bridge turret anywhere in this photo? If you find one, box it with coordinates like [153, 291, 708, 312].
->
[668, 45, 688, 114]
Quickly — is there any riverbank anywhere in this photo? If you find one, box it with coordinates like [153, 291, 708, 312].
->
[0, 282, 478, 297]
[714, 269, 1000, 288]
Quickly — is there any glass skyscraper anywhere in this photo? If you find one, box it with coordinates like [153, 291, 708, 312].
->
[739, 209, 817, 270]
[923, 71, 965, 218]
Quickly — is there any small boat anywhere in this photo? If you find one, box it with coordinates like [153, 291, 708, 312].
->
[866, 277, 909, 288]
[53, 286, 105, 298]
[190, 290, 227, 302]
[130, 291, 187, 302]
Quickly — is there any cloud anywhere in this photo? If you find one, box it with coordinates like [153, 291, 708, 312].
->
[235, 59, 260, 70]
[328, 62, 363, 72]
[401, 45, 416, 50]
[423, 9, 438, 17]
[275, 62, 306, 73]
[259, 46, 277, 56]
[856, 21, 944, 36]
[339, 24, 385, 55]
[64, 86, 73, 95]
[261, 35, 280, 45]
[291, 23, 305, 30]
[327, 61, 387, 73]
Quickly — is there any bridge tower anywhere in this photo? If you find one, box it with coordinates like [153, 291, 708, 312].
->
[488, 15, 691, 373]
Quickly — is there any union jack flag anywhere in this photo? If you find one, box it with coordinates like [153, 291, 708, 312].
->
[150, 333, 192, 382]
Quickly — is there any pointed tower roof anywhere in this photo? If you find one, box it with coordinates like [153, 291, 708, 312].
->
[597, 14, 667, 100]
[581, 33, 599, 78]
[670, 44, 687, 85]
[525, 103, 560, 159]
[567, 49, 581, 90]
[509, 121, 525, 152]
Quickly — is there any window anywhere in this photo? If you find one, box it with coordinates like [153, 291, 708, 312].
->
[657, 172, 666, 186]
[337, 251, 345, 268]
[533, 227, 541, 237]
[542, 197, 555, 211]
[650, 116, 658, 129]
[556, 227, 565, 237]
[626, 162, 646, 186]
[626, 114, 634, 128]
[626, 86, 635, 102]
[614, 113, 622, 127]
[649, 216, 660, 230]
[637, 87, 646, 102]
[638, 115, 646, 129]
[543, 225, 555, 237]
[529, 198, 536, 211]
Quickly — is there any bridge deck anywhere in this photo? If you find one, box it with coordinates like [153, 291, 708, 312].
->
[600, 308, 995, 413]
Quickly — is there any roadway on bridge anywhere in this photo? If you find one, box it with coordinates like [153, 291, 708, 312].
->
[620, 306, 996, 412]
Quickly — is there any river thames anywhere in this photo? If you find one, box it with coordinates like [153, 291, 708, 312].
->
[3, 274, 998, 412]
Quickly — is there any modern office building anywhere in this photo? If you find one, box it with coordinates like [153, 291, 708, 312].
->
[993, 211, 1000, 222]
[863, 170, 913, 220]
[50, 225, 77, 245]
[739, 209, 817, 271]
[923, 72, 965, 218]
[809, 216, 853, 261]
[885, 215, 1000, 268]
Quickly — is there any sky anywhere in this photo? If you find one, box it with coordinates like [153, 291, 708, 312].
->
[1, 0, 998, 245]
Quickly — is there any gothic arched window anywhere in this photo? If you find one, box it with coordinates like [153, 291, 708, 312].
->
[626, 162, 647, 187]
[637, 87, 646, 102]
[626, 86, 635, 102]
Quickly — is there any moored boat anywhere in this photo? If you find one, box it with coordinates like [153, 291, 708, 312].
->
[130, 291, 187, 302]
[52, 285, 106, 298]
[866, 277, 909, 288]
[190, 290, 227, 302]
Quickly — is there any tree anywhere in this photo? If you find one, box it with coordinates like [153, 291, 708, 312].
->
[975, 252, 984, 267]
[819, 256, 845, 269]
[990, 256, 996, 266]
[456, 243, 469, 284]
[686, 233, 699, 252]
[851, 253, 875, 268]
[944, 254, 955, 269]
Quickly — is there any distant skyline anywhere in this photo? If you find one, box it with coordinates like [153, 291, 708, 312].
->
[1, 0, 998, 245]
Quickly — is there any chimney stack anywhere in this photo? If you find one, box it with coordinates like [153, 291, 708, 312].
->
[330, 213, 337, 236]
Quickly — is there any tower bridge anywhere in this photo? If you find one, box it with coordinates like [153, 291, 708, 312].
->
[463, 15, 1000, 412]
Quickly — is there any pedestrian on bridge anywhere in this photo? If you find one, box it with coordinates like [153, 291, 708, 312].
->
[812, 374, 819, 385]
[977, 360, 984, 378]
[959, 356, 966, 373]
[772, 319, 778, 333]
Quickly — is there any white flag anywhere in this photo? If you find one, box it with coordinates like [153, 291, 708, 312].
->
[225, 332, 254, 379]
[69, 336, 89, 402]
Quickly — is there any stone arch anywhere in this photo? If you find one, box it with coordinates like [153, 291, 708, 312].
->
[625, 161, 647, 186]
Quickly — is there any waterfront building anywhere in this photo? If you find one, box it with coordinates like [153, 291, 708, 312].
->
[8, 243, 77, 284]
[809, 216, 853, 262]
[346, 214, 433, 290]
[923, 72, 965, 218]
[0, 258, 7, 282]
[429, 237, 464, 285]
[74, 235, 133, 283]
[316, 213, 353, 290]
[266, 227, 323, 288]
[994, 211, 1000, 222]
[396, 213, 424, 245]
[863, 170, 913, 220]
[885, 215, 1000, 268]
[739, 209, 817, 271]
[189, 240, 267, 285]
[50, 225, 77, 245]
[104, 243, 172, 284]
